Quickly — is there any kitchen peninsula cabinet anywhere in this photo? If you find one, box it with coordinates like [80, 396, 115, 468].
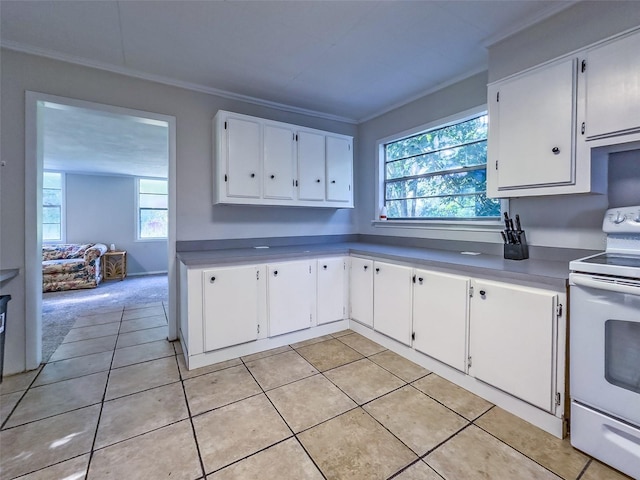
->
[468, 280, 560, 412]
[373, 261, 413, 345]
[202, 265, 261, 351]
[349, 257, 374, 327]
[317, 257, 348, 325]
[412, 270, 469, 372]
[487, 57, 578, 196]
[214, 110, 353, 208]
[583, 29, 640, 140]
[267, 260, 314, 337]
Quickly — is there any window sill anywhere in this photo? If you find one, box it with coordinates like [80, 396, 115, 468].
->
[371, 219, 504, 232]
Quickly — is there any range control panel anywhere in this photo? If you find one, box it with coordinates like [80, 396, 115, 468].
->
[603, 205, 640, 234]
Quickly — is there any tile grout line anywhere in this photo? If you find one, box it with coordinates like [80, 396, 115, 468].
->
[238, 355, 328, 480]
[84, 309, 126, 480]
[575, 459, 592, 480]
[176, 354, 208, 480]
[471, 410, 575, 480]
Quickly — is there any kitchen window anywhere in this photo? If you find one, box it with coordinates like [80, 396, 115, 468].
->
[382, 110, 501, 221]
[43, 171, 64, 242]
[137, 178, 168, 240]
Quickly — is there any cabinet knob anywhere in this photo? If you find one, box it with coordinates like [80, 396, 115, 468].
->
[552, 147, 560, 155]
[323, 265, 327, 270]
[270, 174, 275, 179]
[273, 270, 278, 276]
[418, 277, 424, 284]
[316, 179, 321, 183]
[331, 180, 336, 184]
[210, 276, 216, 283]
[363, 265, 368, 270]
[375, 267, 380, 273]
[479, 290, 486, 297]
[250, 173, 256, 178]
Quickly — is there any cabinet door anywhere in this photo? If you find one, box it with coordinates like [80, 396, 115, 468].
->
[267, 261, 313, 337]
[585, 31, 640, 139]
[350, 257, 373, 327]
[413, 270, 469, 372]
[264, 124, 295, 199]
[373, 262, 413, 345]
[326, 135, 352, 203]
[226, 116, 261, 198]
[202, 266, 259, 351]
[469, 280, 557, 411]
[297, 131, 325, 201]
[317, 257, 347, 325]
[490, 58, 577, 190]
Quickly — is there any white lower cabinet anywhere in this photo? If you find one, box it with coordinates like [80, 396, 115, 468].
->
[202, 265, 261, 351]
[267, 260, 314, 337]
[412, 270, 469, 372]
[373, 261, 413, 345]
[317, 257, 348, 325]
[350, 257, 374, 327]
[468, 279, 559, 412]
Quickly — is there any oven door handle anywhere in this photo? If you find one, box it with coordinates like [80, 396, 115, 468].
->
[571, 274, 640, 296]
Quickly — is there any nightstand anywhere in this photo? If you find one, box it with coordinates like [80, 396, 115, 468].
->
[102, 250, 127, 281]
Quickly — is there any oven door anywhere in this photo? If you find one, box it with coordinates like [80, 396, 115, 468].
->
[570, 273, 640, 426]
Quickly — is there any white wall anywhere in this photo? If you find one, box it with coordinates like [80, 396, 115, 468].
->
[65, 173, 168, 275]
[0, 49, 357, 375]
[357, 3, 640, 251]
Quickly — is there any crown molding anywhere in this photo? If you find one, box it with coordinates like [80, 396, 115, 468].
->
[481, 1, 580, 47]
[1, 40, 358, 125]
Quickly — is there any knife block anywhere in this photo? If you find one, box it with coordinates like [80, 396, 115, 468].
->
[504, 231, 529, 260]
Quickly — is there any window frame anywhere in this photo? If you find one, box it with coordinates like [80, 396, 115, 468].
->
[136, 177, 168, 241]
[42, 170, 65, 243]
[376, 105, 507, 228]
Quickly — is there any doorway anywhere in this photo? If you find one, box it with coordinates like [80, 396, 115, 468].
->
[25, 92, 177, 369]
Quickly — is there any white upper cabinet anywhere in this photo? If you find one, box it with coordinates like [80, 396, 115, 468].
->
[263, 124, 295, 200]
[213, 110, 353, 208]
[583, 29, 640, 140]
[325, 135, 353, 204]
[487, 58, 578, 196]
[224, 115, 262, 198]
[297, 131, 326, 201]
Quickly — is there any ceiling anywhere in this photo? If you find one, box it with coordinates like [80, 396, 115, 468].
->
[1, 0, 575, 123]
[41, 102, 169, 178]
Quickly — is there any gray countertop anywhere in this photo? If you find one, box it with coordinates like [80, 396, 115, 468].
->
[178, 242, 583, 289]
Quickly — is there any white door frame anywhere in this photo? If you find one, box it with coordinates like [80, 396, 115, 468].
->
[25, 91, 177, 369]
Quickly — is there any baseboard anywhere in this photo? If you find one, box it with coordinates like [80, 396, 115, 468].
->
[127, 271, 168, 277]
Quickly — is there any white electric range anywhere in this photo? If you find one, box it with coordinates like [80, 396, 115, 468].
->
[569, 205, 640, 478]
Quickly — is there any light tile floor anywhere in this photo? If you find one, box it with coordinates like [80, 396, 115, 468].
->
[0, 301, 633, 479]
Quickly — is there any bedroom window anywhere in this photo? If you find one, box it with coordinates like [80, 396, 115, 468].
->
[43, 171, 64, 242]
[137, 178, 168, 239]
[382, 111, 501, 220]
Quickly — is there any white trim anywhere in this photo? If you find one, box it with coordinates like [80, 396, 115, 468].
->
[42, 170, 66, 243]
[375, 105, 508, 229]
[25, 92, 178, 370]
[481, 1, 580, 48]
[3, 41, 356, 125]
[358, 67, 487, 124]
[135, 177, 169, 241]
